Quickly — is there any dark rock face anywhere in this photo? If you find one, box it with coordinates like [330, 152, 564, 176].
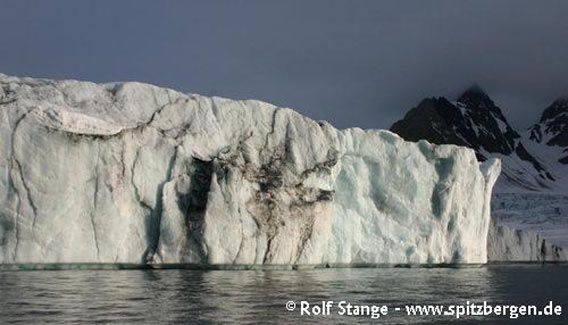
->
[392, 97, 475, 150]
[391, 87, 518, 158]
[529, 98, 568, 163]
[455, 86, 520, 155]
[390, 86, 554, 190]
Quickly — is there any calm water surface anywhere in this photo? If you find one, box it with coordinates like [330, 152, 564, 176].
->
[0, 265, 567, 324]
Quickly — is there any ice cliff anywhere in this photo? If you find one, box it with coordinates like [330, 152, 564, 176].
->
[488, 220, 567, 262]
[0, 74, 503, 265]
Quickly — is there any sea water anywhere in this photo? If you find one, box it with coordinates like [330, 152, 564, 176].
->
[0, 264, 566, 323]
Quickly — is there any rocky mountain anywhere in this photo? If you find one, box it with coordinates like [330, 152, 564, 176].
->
[528, 98, 568, 164]
[390, 86, 555, 192]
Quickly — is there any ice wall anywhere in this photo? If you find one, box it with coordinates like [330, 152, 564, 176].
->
[487, 220, 567, 262]
[0, 74, 501, 265]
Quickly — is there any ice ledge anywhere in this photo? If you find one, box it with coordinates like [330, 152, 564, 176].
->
[0, 73, 538, 266]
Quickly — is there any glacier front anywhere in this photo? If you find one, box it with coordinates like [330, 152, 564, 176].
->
[0, 74, 501, 266]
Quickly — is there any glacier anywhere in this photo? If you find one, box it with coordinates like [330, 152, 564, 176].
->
[0, 73, 548, 266]
[488, 219, 568, 262]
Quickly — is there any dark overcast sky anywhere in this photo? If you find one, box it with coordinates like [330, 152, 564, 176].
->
[1, 0, 568, 129]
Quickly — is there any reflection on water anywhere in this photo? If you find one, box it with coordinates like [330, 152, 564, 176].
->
[0, 265, 567, 323]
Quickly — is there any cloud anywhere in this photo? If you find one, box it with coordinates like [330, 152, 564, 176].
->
[1, 0, 567, 129]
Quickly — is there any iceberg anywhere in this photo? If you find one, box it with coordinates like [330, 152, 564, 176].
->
[0, 74, 503, 265]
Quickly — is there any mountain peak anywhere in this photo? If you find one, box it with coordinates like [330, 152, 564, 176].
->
[551, 97, 568, 111]
[391, 89, 554, 191]
[464, 84, 486, 94]
[457, 85, 491, 103]
[540, 97, 568, 122]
